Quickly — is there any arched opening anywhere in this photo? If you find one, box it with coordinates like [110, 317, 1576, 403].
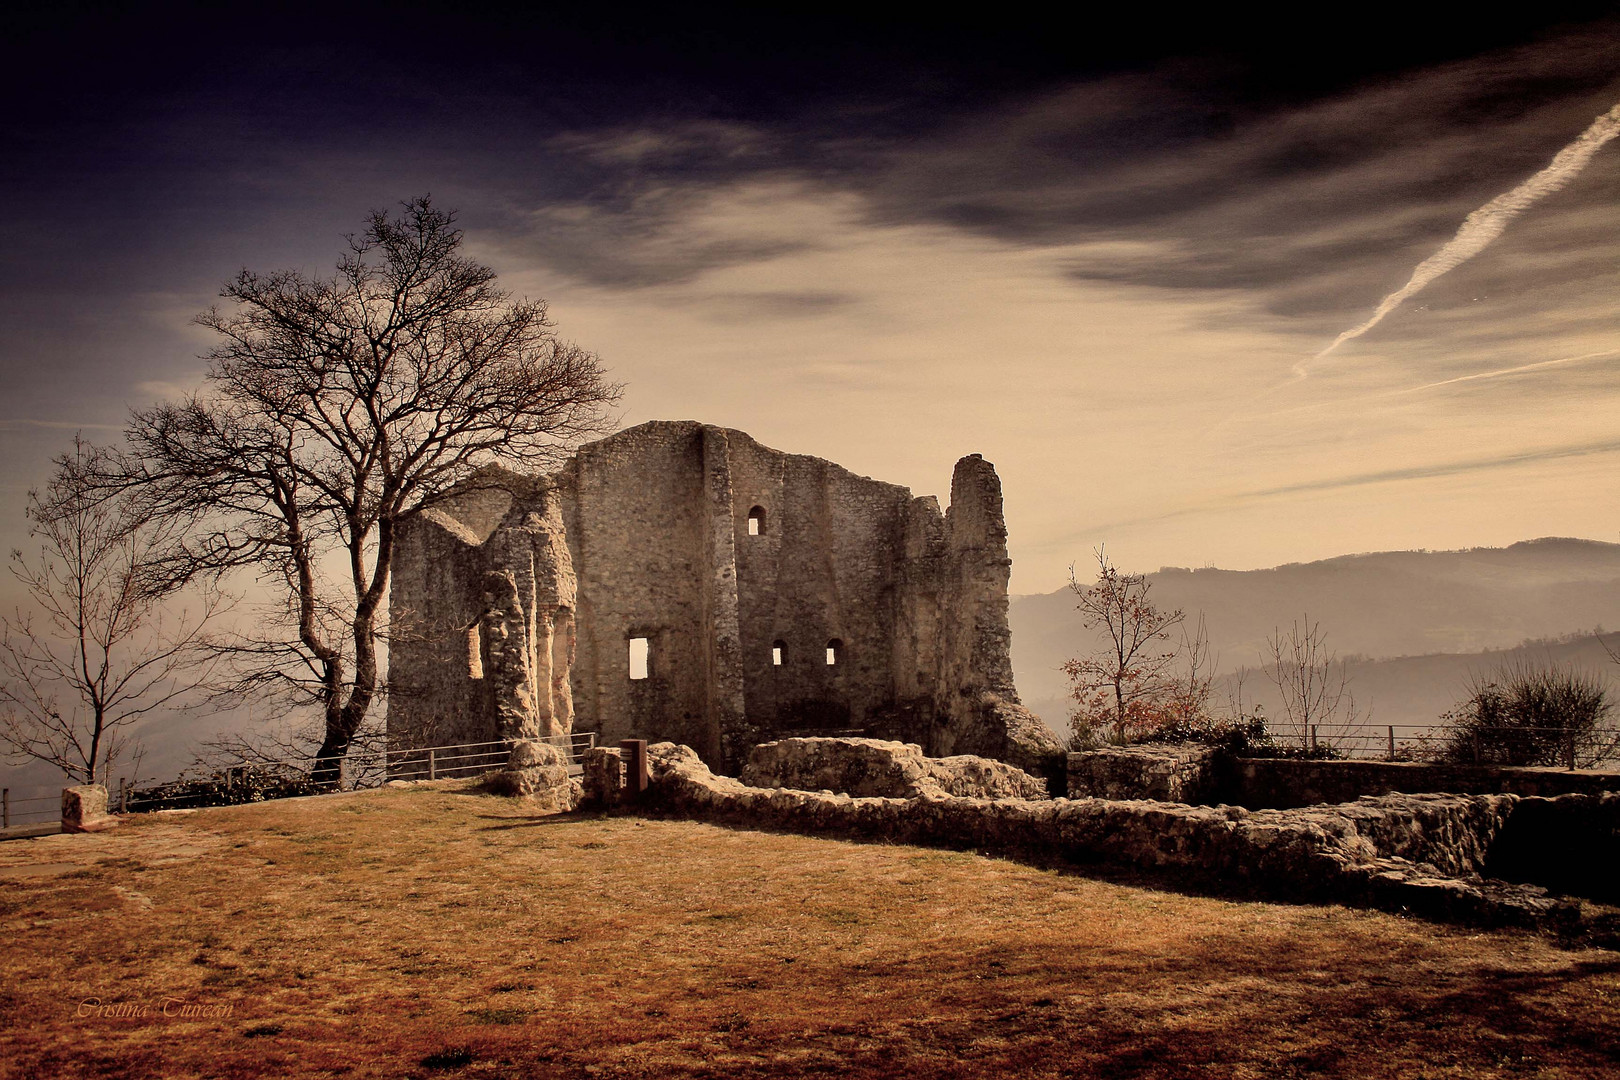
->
[826, 638, 843, 667]
[772, 640, 786, 667]
[746, 506, 766, 536]
[628, 636, 650, 681]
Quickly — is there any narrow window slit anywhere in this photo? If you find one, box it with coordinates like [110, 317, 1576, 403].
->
[628, 636, 650, 681]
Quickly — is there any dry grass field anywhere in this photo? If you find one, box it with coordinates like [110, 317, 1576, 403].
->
[1, 784, 1617, 1079]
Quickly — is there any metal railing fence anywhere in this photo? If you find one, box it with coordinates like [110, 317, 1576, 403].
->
[118, 731, 599, 814]
[1279, 723, 1619, 770]
[1, 789, 64, 828]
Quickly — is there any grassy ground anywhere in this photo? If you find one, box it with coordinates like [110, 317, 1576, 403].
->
[1, 784, 1617, 1079]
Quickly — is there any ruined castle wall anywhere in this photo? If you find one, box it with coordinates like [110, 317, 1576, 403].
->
[727, 429, 915, 749]
[555, 422, 719, 761]
[388, 421, 1062, 776]
[388, 491, 511, 749]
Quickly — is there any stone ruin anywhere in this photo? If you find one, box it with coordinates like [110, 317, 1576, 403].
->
[388, 420, 1064, 786]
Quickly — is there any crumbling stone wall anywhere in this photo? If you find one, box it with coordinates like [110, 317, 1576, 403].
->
[1068, 746, 1620, 809]
[641, 742, 1618, 933]
[390, 421, 1063, 774]
[740, 737, 1050, 800]
[1068, 744, 1221, 804]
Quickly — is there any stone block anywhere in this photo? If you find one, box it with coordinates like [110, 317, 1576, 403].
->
[583, 746, 625, 808]
[61, 785, 117, 833]
[1067, 744, 1219, 803]
[742, 737, 1049, 800]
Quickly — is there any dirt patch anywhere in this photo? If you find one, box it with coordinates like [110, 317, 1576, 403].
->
[2, 787, 1617, 1078]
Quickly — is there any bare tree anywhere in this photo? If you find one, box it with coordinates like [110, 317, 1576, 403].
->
[1165, 611, 1217, 725]
[1, 438, 221, 784]
[1063, 548, 1187, 745]
[111, 197, 621, 785]
[1263, 615, 1360, 750]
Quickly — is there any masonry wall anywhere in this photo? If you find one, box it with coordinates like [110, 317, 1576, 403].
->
[388, 485, 514, 748]
[388, 421, 1063, 774]
[552, 423, 719, 760]
[727, 428, 918, 743]
[1229, 758, 1620, 810]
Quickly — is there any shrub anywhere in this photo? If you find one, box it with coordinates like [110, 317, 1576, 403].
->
[1437, 659, 1618, 768]
[1138, 711, 1343, 759]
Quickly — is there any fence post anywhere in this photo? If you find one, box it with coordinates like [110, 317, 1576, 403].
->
[1387, 726, 1395, 761]
[620, 739, 649, 803]
[120, 777, 128, 814]
[339, 756, 347, 791]
[428, 748, 437, 781]
[1309, 726, 1317, 753]
[2, 788, 8, 829]
[1567, 731, 1576, 771]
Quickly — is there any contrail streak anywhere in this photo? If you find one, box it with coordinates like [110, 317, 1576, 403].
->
[1392, 347, 1620, 395]
[1303, 100, 1620, 374]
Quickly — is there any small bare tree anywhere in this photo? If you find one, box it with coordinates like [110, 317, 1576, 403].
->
[1063, 548, 1187, 745]
[111, 197, 621, 785]
[1263, 615, 1360, 750]
[1, 438, 221, 784]
[1164, 612, 1217, 725]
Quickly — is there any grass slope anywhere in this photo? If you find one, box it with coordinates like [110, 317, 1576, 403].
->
[2, 786, 1617, 1078]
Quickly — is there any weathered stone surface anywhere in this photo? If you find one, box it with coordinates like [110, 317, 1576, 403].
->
[741, 737, 1049, 799]
[644, 742, 1612, 932]
[1485, 792, 1620, 903]
[582, 746, 626, 808]
[391, 421, 1060, 776]
[482, 741, 577, 812]
[1231, 758, 1620, 809]
[1069, 744, 1220, 804]
[61, 785, 117, 833]
[1065, 747, 1620, 811]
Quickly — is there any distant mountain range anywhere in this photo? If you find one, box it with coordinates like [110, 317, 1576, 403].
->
[1011, 537, 1620, 735]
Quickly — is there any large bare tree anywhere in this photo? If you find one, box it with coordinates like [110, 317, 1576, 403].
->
[1, 438, 220, 784]
[116, 197, 621, 784]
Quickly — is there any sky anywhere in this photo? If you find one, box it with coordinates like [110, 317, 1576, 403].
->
[4, 4, 1620, 595]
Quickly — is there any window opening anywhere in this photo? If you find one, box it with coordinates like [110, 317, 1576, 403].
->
[747, 506, 766, 536]
[772, 640, 786, 667]
[628, 636, 650, 681]
[826, 639, 843, 667]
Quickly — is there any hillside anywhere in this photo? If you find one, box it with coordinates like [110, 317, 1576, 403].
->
[1012, 538, 1620, 734]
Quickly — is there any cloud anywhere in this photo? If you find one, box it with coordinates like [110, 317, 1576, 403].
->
[0, 418, 122, 432]
[1307, 100, 1620, 369]
[1067, 436, 1620, 542]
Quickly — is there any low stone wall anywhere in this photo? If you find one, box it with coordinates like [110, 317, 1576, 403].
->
[1068, 745, 1220, 803]
[645, 742, 1617, 934]
[1066, 746, 1620, 810]
[1231, 758, 1620, 810]
[1485, 794, 1620, 903]
[741, 737, 1049, 800]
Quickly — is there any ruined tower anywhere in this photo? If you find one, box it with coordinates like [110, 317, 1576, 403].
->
[388, 421, 1062, 774]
